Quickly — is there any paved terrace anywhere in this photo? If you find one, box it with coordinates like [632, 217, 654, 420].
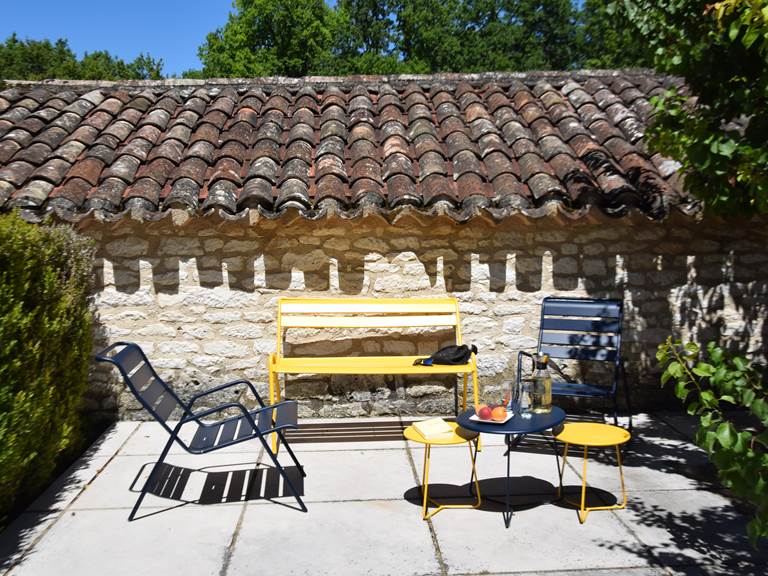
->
[1, 412, 766, 576]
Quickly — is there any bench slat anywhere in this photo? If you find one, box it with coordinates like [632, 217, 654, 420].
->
[280, 314, 458, 329]
[279, 299, 457, 315]
[273, 356, 474, 375]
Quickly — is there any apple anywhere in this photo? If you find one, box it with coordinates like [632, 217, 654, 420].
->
[491, 406, 507, 421]
[477, 405, 493, 420]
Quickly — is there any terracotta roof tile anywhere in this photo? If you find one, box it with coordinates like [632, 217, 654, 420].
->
[0, 72, 689, 221]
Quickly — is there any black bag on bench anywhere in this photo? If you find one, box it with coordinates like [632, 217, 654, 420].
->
[413, 344, 478, 366]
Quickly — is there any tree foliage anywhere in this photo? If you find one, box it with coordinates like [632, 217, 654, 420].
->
[617, 0, 768, 214]
[657, 338, 768, 545]
[0, 33, 163, 81]
[197, 0, 650, 76]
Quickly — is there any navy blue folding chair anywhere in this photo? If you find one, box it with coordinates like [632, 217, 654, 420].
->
[517, 297, 632, 430]
[96, 342, 307, 520]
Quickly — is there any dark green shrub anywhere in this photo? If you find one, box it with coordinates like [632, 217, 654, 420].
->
[0, 212, 95, 523]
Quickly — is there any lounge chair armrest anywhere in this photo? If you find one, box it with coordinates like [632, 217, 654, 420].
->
[183, 401, 258, 429]
[187, 379, 265, 411]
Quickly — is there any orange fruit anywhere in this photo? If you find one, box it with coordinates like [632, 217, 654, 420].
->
[491, 406, 507, 421]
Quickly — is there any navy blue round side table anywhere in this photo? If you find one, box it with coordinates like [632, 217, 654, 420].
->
[457, 406, 567, 527]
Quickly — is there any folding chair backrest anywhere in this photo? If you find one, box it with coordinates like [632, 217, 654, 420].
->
[538, 297, 623, 366]
[96, 342, 188, 432]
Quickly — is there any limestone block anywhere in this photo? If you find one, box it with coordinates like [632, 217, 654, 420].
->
[157, 341, 199, 354]
[582, 258, 608, 276]
[353, 237, 389, 252]
[105, 238, 149, 258]
[205, 340, 250, 357]
[181, 325, 213, 339]
[502, 317, 525, 334]
[324, 237, 350, 251]
[203, 311, 242, 323]
[495, 334, 538, 349]
[97, 289, 154, 307]
[373, 274, 430, 292]
[203, 238, 225, 251]
[158, 311, 199, 323]
[405, 384, 445, 398]
[100, 310, 148, 322]
[136, 324, 177, 337]
[159, 237, 203, 256]
[221, 324, 265, 339]
[106, 326, 132, 337]
[152, 357, 188, 369]
[223, 239, 254, 252]
[476, 354, 510, 377]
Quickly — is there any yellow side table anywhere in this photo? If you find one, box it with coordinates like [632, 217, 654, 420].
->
[403, 422, 482, 520]
[554, 422, 631, 523]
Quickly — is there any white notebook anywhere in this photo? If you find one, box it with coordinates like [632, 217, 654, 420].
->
[413, 417, 454, 441]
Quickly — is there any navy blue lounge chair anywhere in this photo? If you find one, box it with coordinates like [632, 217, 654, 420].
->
[517, 297, 632, 430]
[96, 342, 307, 520]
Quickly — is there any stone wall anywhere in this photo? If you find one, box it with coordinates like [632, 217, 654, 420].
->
[80, 211, 768, 419]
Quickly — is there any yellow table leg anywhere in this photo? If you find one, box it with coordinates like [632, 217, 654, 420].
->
[419, 440, 482, 520]
[578, 444, 589, 524]
[558, 442, 629, 524]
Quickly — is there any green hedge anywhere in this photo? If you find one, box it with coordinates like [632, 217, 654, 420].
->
[0, 212, 95, 523]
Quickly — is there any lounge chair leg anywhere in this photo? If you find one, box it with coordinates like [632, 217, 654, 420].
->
[260, 436, 307, 512]
[129, 434, 174, 521]
[278, 430, 306, 477]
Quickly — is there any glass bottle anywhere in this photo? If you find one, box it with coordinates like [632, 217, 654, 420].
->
[531, 353, 553, 414]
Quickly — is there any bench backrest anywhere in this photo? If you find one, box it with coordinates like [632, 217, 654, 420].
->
[276, 298, 463, 356]
[537, 297, 623, 366]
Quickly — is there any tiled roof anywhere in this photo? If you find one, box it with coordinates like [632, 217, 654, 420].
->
[0, 71, 696, 224]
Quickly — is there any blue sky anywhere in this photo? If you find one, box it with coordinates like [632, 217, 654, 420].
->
[1, 1, 234, 76]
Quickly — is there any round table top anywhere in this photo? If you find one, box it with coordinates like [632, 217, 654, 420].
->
[554, 422, 631, 446]
[457, 406, 567, 436]
[403, 421, 479, 445]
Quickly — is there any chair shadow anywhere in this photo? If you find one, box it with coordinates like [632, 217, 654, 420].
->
[128, 460, 305, 520]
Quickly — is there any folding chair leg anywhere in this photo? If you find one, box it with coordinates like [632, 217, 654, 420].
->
[621, 362, 633, 432]
[129, 433, 174, 521]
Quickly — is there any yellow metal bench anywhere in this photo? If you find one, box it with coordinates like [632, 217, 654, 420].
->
[268, 298, 480, 449]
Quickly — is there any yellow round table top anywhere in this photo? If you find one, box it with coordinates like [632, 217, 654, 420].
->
[555, 422, 631, 447]
[403, 421, 478, 445]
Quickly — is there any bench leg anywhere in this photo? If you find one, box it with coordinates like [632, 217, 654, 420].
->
[462, 374, 468, 412]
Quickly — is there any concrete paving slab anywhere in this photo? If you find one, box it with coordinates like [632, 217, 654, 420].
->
[614, 490, 768, 576]
[7, 506, 243, 576]
[228, 500, 440, 576]
[268, 448, 413, 502]
[431, 495, 656, 574]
